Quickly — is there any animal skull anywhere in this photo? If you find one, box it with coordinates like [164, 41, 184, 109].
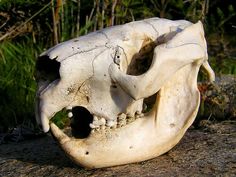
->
[35, 18, 215, 168]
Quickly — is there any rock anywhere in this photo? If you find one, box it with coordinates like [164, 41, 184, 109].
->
[0, 121, 235, 176]
[197, 74, 236, 123]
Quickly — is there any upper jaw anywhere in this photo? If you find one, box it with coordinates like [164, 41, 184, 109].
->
[36, 91, 145, 133]
[35, 76, 144, 133]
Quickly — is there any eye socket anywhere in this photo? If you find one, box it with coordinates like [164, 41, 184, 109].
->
[127, 40, 156, 76]
[36, 56, 61, 82]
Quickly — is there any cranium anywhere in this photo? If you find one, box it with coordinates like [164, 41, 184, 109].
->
[35, 18, 215, 168]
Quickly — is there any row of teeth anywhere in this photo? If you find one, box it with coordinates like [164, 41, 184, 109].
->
[66, 106, 144, 132]
[90, 111, 144, 130]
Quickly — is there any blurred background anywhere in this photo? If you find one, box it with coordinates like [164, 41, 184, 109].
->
[0, 0, 235, 133]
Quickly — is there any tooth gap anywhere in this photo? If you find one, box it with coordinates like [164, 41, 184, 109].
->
[71, 106, 93, 139]
[143, 92, 158, 113]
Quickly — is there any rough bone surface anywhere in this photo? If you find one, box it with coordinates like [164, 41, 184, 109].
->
[35, 18, 215, 168]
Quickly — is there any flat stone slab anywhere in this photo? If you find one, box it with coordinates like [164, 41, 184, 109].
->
[0, 121, 235, 176]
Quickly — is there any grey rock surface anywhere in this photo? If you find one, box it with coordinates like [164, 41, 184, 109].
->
[0, 121, 235, 177]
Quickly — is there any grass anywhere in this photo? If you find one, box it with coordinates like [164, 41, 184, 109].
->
[210, 56, 236, 75]
[0, 0, 235, 133]
[51, 109, 70, 129]
[0, 35, 235, 132]
[0, 38, 43, 132]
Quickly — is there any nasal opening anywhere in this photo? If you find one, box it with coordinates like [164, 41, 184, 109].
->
[36, 55, 61, 82]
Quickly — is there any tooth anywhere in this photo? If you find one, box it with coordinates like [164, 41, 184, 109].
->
[136, 110, 141, 115]
[89, 123, 96, 129]
[127, 116, 135, 123]
[106, 120, 116, 127]
[126, 113, 132, 118]
[118, 113, 127, 127]
[111, 124, 117, 129]
[66, 106, 72, 110]
[101, 125, 106, 130]
[118, 113, 126, 120]
[135, 113, 144, 119]
[68, 112, 73, 118]
[140, 113, 144, 117]
[93, 120, 101, 126]
[41, 113, 50, 132]
[120, 119, 126, 124]
[118, 118, 126, 128]
[93, 115, 98, 121]
[100, 118, 106, 125]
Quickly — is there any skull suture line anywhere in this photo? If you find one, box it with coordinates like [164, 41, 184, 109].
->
[35, 18, 215, 168]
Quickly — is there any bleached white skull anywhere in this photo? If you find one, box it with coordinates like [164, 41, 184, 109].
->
[35, 18, 215, 168]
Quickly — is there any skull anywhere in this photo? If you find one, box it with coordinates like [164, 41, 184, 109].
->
[35, 18, 215, 168]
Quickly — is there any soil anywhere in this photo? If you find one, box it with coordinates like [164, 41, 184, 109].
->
[0, 121, 235, 177]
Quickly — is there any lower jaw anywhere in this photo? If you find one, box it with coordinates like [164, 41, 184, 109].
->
[50, 97, 200, 168]
[50, 102, 199, 169]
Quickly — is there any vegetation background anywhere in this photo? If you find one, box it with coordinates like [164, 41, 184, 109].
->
[0, 0, 235, 133]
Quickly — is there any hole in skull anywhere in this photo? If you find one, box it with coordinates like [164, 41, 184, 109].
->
[143, 92, 158, 113]
[127, 39, 156, 76]
[71, 106, 93, 139]
[36, 55, 60, 82]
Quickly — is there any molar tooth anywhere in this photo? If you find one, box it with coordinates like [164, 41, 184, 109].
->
[93, 120, 101, 126]
[68, 112, 73, 118]
[127, 116, 135, 123]
[118, 113, 126, 120]
[126, 113, 132, 118]
[100, 118, 106, 125]
[118, 119, 126, 128]
[92, 117, 106, 128]
[136, 110, 141, 115]
[106, 120, 116, 127]
[101, 125, 106, 130]
[111, 124, 117, 129]
[135, 113, 143, 119]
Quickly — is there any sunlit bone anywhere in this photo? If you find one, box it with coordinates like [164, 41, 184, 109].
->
[35, 18, 215, 168]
